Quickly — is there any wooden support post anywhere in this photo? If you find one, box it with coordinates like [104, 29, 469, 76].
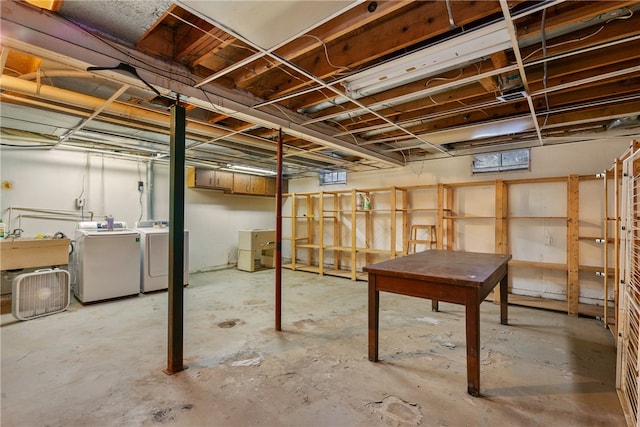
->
[318, 192, 324, 275]
[401, 188, 408, 254]
[390, 187, 397, 258]
[567, 174, 580, 317]
[437, 184, 445, 250]
[351, 189, 357, 280]
[603, 168, 609, 328]
[291, 194, 297, 270]
[446, 185, 455, 250]
[494, 180, 508, 303]
[613, 157, 622, 334]
[306, 194, 312, 269]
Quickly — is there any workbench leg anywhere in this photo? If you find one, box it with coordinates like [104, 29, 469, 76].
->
[368, 276, 379, 362]
[465, 294, 481, 396]
[500, 270, 508, 325]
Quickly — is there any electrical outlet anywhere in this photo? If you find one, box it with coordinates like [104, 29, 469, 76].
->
[75, 198, 85, 209]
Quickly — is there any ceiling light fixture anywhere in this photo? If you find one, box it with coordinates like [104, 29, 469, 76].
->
[227, 164, 277, 176]
[341, 22, 511, 97]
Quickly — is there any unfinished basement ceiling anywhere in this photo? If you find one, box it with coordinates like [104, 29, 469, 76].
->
[1, 0, 639, 177]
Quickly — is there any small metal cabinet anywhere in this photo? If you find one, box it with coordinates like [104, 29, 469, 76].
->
[237, 229, 275, 272]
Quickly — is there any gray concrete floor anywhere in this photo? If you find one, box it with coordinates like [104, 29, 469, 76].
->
[1, 268, 626, 426]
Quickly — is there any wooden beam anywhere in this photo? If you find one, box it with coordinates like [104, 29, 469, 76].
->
[494, 180, 508, 303]
[233, 0, 412, 88]
[255, 1, 505, 98]
[567, 174, 580, 317]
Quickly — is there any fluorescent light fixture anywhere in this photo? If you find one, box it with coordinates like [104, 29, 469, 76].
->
[342, 22, 511, 97]
[417, 116, 534, 145]
[227, 164, 277, 176]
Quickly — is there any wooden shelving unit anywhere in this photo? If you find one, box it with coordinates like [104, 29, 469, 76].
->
[281, 174, 612, 319]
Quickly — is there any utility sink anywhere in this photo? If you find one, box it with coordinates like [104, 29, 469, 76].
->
[0, 238, 70, 270]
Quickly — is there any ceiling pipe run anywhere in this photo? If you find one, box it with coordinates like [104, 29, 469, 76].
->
[1, 0, 403, 168]
[0, 75, 350, 168]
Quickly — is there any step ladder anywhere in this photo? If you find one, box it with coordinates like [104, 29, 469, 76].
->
[406, 224, 436, 254]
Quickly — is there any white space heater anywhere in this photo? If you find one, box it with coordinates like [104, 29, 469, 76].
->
[12, 269, 70, 321]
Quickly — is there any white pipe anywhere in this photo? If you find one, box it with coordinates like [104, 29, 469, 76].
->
[0, 76, 350, 168]
[146, 161, 155, 220]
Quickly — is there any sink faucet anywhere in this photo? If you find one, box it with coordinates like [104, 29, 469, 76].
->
[10, 228, 24, 238]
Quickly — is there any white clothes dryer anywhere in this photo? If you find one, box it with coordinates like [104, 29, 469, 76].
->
[135, 221, 189, 293]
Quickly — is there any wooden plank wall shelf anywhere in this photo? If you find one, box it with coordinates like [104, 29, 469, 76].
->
[281, 173, 613, 322]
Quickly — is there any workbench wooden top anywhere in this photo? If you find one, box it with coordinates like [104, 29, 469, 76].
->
[363, 250, 511, 287]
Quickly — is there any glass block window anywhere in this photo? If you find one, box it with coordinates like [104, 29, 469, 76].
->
[472, 149, 530, 173]
[319, 169, 347, 185]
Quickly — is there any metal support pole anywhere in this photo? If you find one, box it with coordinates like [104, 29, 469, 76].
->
[166, 104, 186, 374]
[275, 128, 283, 331]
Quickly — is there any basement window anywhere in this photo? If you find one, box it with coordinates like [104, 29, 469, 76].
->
[319, 169, 347, 186]
[472, 148, 530, 174]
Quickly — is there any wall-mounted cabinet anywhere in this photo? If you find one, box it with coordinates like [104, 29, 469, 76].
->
[187, 167, 279, 196]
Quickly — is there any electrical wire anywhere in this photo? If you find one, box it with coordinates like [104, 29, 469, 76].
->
[521, 8, 633, 62]
[425, 68, 464, 105]
[540, 8, 551, 129]
[299, 34, 351, 73]
[326, 119, 361, 145]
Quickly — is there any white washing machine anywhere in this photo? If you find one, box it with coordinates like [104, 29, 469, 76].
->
[72, 221, 140, 303]
[135, 220, 189, 293]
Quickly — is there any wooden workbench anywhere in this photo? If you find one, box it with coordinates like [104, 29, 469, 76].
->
[364, 249, 511, 396]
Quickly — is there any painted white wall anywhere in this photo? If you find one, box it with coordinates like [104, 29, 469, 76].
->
[0, 149, 276, 273]
[290, 139, 631, 192]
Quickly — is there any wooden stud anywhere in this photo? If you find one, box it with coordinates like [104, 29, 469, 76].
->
[567, 174, 580, 317]
[390, 187, 397, 258]
[494, 180, 508, 303]
[447, 185, 456, 250]
[351, 189, 357, 280]
[318, 192, 324, 275]
[437, 184, 445, 250]
[291, 194, 297, 270]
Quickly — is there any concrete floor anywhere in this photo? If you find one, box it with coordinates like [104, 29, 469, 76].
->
[1, 268, 626, 426]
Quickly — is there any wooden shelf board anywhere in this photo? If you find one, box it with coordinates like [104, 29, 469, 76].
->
[324, 269, 353, 279]
[443, 216, 494, 219]
[297, 244, 320, 249]
[508, 294, 604, 318]
[508, 216, 567, 219]
[356, 248, 391, 254]
[509, 260, 568, 270]
[356, 272, 368, 281]
[297, 265, 320, 273]
[325, 245, 353, 251]
[579, 265, 611, 273]
[578, 236, 604, 241]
